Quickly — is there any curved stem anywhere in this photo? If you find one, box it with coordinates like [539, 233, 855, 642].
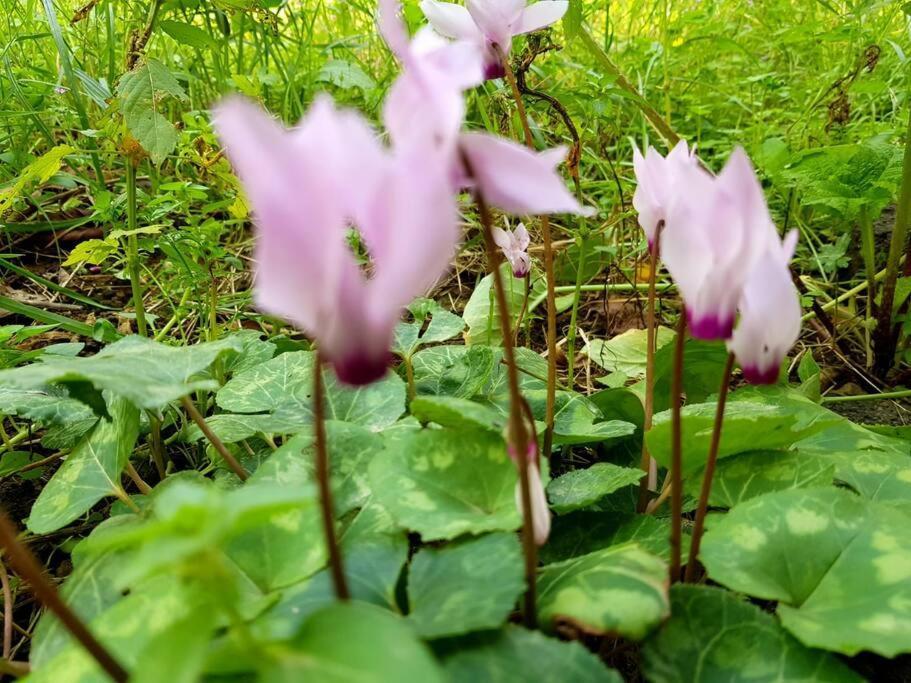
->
[669, 314, 687, 583]
[684, 352, 735, 583]
[463, 149, 538, 628]
[638, 229, 663, 512]
[312, 351, 350, 601]
[0, 510, 128, 682]
[180, 396, 248, 481]
[124, 160, 148, 337]
[497, 46, 558, 465]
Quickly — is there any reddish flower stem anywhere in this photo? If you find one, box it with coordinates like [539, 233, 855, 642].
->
[0, 509, 128, 682]
[637, 225, 663, 512]
[669, 313, 687, 583]
[312, 351, 350, 600]
[462, 149, 538, 628]
[180, 396, 249, 481]
[684, 352, 735, 583]
[498, 46, 558, 463]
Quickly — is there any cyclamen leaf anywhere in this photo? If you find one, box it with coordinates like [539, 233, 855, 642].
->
[407, 533, 524, 638]
[368, 427, 519, 541]
[641, 585, 863, 683]
[547, 463, 645, 514]
[0, 336, 242, 411]
[537, 543, 669, 639]
[28, 396, 140, 534]
[443, 626, 621, 682]
[701, 487, 911, 656]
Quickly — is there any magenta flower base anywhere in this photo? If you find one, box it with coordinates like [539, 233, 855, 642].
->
[686, 311, 735, 341]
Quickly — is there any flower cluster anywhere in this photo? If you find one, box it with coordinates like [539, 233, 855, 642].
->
[633, 142, 801, 383]
[216, 0, 580, 544]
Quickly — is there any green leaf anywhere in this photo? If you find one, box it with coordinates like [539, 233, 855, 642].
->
[28, 396, 139, 534]
[537, 544, 669, 638]
[215, 350, 405, 430]
[443, 626, 621, 682]
[316, 59, 376, 91]
[409, 395, 504, 433]
[26, 577, 205, 683]
[463, 263, 528, 345]
[827, 450, 911, 514]
[701, 487, 911, 656]
[158, 19, 219, 50]
[0, 145, 74, 217]
[684, 450, 835, 508]
[546, 463, 645, 514]
[407, 533, 524, 638]
[585, 327, 675, 377]
[412, 345, 496, 398]
[518, 390, 636, 446]
[116, 59, 188, 164]
[393, 298, 465, 358]
[0, 336, 241, 411]
[130, 607, 218, 683]
[368, 427, 519, 540]
[646, 390, 841, 477]
[0, 386, 97, 432]
[541, 512, 677, 564]
[259, 602, 445, 682]
[641, 585, 863, 683]
[252, 501, 408, 640]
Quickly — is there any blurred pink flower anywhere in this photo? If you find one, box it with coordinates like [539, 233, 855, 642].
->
[508, 441, 551, 545]
[420, 0, 568, 79]
[661, 147, 778, 340]
[728, 230, 801, 384]
[380, 0, 590, 218]
[632, 140, 701, 249]
[214, 96, 460, 385]
[493, 222, 531, 277]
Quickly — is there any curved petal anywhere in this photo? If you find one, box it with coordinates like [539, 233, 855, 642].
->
[515, 466, 551, 546]
[515, 0, 568, 34]
[466, 0, 525, 46]
[514, 222, 530, 250]
[378, 0, 410, 58]
[460, 132, 592, 215]
[420, 0, 481, 40]
[492, 226, 512, 250]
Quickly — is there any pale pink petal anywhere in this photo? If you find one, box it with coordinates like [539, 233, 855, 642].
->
[378, 0, 410, 58]
[420, 0, 482, 40]
[515, 0, 568, 34]
[467, 0, 525, 47]
[728, 232, 801, 384]
[460, 132, 592, 215]
[515, 465, 551, 546]
[514, 222, 530, 250]
[492, 226, 512, 250]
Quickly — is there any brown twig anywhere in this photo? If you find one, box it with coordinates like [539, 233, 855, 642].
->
[684, 352, 735, 583]
[180, 396, 249, 481]
[0, 557, 12, 659]
[637, 228, 663, 512]
[312, 351, 350, 600]
[669, 314, 687, 583]
[0, 509, 128, 682]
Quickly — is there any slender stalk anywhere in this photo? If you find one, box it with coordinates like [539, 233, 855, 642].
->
[0, 510, 128, 682]
[637, 232, 663, 512]
[684, 352, 735, 583]
[463, 150, 538, 628]
[179, 396, 249, 481]
[124, 160, 148, 337]
[822, 388, 911, 403]
[497, 46, 558, 463]
[565, 235, 588, 388]
[875, 107, 911, 373]
[513, 273, 531, 347]
[148, 414, 166, 479]
[124, 462, 152, 495]
[312, 351, 350, 600]
[858, 207, 876, 368]
[669, 314, 687, 583]
[0, 557, 12, 658]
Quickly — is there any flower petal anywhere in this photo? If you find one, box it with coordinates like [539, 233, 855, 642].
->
[420, 0, 482, 40]
[515, 0, 568, 34]
[515, 466, 551, 546]
[460, 132, 592, 216]
[466, 0, 525, 47]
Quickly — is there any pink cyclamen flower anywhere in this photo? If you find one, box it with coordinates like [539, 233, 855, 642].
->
[728, 230, 801, 384]
[493, 222, 531, 277]
[632, 139, 701, 249]
[661, 147, 779, 341]
[508, 442, 550, 545]
[420, 0, 568, 79]
[379, 0, 591, 218]
[214, 96, 460, 386]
